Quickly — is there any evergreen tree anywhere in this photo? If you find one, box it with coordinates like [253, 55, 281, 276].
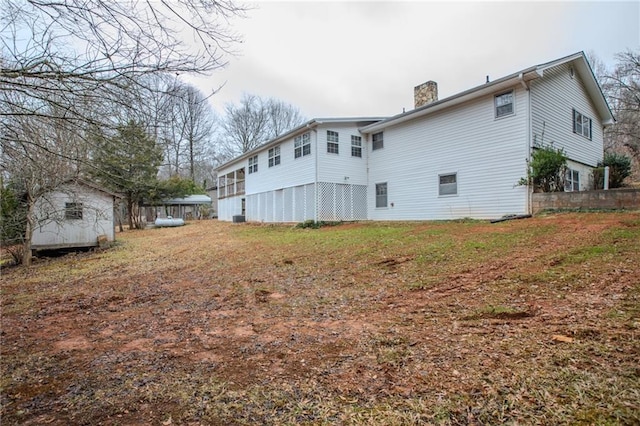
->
[92, 121, 163, 229]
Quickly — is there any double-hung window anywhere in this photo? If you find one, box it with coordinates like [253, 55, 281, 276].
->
[375, 182, 388, 208]
[65, 202, 83, 220]
[495, 91, 514, 118]
[565, 168, 579, 192]
[372, 132, 384, 150]
[248, 155, 258, 174]
[351, 135, 362, 157]
[294, 132, 311, 158]
[573, 109, 592, 139]
[327, 131, 339, 154]
[439, 173, 457, 196]
[268, 146, 280, 167]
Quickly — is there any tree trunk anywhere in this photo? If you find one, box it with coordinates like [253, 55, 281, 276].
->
[127, 195, 134, 230]
[21, 193, 35, 266]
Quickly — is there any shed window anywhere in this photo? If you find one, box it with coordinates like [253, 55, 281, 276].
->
[351, 135, 362, 157]
[439, 173, 457, 196]
[248, 155, 258, 174]
[65, 202, 83, 220]
[294, 132, 311, 158]
[573, 109, 592, 139]
[375, 182, 388, 208]
[495, 91, 514, 118]
[327, 130, 339, 154]
[372, 132, 384, 150]
[268, 146, 280, 167]
[565, 168, 580, 192]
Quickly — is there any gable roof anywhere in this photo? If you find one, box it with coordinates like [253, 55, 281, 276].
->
[61, 178, 122, 199]
[360, 51, 614, 134]
[215, 117, 386, 171]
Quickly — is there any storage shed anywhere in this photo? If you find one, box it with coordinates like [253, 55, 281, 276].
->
[31, 180, 120, 251]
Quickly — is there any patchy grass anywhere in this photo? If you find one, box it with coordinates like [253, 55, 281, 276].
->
[1, 212, 639, 425]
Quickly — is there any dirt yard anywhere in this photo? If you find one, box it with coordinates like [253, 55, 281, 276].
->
[1, 212, 639, 425]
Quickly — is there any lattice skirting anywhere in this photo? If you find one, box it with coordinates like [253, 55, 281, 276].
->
[246, 182, 367, 222]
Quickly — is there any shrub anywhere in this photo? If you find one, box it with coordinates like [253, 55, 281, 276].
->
[520, 145, 568, 192]
[593, 152, 632, 189]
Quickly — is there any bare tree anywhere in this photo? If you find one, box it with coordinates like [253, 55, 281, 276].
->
[160, 82, 215, 184]
[604, 50, 640, 161]
[0, 92, 83, 265]
[218, 93, 306, 157]
[0, 0, 245, 264]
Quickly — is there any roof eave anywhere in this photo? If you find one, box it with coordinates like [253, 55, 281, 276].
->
[215, 117, 386, 171]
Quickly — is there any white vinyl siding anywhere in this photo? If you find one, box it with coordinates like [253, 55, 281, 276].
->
[32, 184, 115, 248]
[317, 123, 368, 186]
[367, 86, 529, 220]
[530, 63, 603, 167]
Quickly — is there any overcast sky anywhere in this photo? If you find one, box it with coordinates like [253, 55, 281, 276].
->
[184, 0, 639, 119]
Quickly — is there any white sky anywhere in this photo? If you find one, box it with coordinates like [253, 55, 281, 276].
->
[184, 0, 640, 119]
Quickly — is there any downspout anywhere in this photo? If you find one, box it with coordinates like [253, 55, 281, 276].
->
[518, 73, 533, 216]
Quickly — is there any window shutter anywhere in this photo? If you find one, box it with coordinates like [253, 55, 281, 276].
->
[589, 118, 592, 140]
[572, 109, 577, 133]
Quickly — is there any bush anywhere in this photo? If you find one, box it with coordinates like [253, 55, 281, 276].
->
[593, 152, 632, 189]
[295, 220, 342, 229]
[520, 145, 568, 192]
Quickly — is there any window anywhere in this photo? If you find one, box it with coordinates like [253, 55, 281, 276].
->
[375, 182, 387, 208]
[65, 202, 83, 220]
[268, 146, 280, 167]
[495, 91, 514, 118]
[372, 132, 384, 150]
[439, 173, 457, 196]
[573, 109, 592, 139]
[351, 135, 362, 157]
[327, 130, 339, 154]
[248, 155, 258, 174]
[294, 132, 311, 158]
[565, 168, 580, 192]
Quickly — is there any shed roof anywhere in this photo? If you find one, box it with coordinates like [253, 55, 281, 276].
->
[160, 194, 212, 205]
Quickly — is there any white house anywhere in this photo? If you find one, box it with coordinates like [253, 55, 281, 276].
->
[216, 52, 614, 222]
[31, 180, 120, 251]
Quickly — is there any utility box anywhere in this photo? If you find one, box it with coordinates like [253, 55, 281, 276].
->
[232, 215, 245, 223]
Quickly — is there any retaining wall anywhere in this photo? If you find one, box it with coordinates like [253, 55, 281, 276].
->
[532, 188, 640, 214]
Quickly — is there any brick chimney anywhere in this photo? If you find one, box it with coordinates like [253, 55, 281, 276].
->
[414, 80, 438, 109]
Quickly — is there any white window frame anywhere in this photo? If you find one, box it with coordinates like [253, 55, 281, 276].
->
[248, 155, 258, 174]
[565, 168, 580, 192]
[372, 132, 384, 151]
[268, 146, 280, 167]
[327, 130, 339, 154]
[294, 132, 311, 159]
[573, 109, 592, 140]
[351, 135, 362, 158]
[495, 90, 514, 118]
[438, 173, 458, 196]
[375, 182, 388, 208]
